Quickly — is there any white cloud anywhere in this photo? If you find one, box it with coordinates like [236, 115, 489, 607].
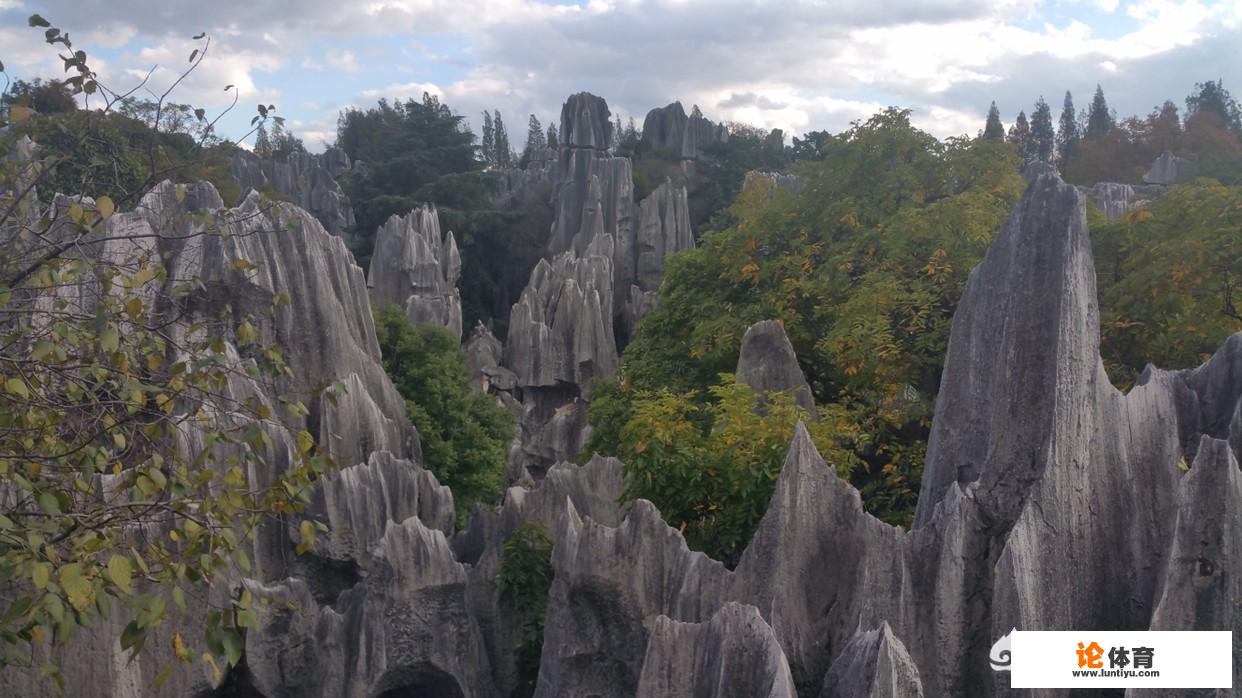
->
[326, 49, 359, 73]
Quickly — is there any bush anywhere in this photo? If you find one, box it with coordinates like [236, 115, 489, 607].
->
[372, 305, 513, 521]
[593, 376, 861, 563]
[494, 522, 554, 697]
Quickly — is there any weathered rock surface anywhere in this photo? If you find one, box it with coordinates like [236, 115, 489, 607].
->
[1143, 150, 1192, 185]
[637, 603, 797, 698]
[744, 169, 803, 196]
[736, 320, 817, 417]
[818, 623, 924, 698]
[367, 204, 463, 340]
[561, 92, 614, 151]
[230, 147, 357, 242]
[641, 101, 729, 160]
[535, 171, 1242, 697]
[1079, 181, 1161, 222]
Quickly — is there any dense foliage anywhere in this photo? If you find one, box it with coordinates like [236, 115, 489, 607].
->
[494, 521, 553, 697]
[1094, 182, 1242, 387]
[372, 305, 513, 522]
[591, 377, 859, 562]
[588, 109, 1026, 533]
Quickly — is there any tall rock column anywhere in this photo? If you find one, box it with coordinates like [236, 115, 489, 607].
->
[367, 204, 463, 340]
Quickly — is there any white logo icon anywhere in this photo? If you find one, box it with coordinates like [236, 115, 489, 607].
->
[990, 628, 1015, 672]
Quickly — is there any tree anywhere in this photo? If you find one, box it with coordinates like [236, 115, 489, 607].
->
[595, 376, 859, 562]
[1057, 91, 1080, 167]
[1, 15, 320, 689]
[1086, 85, 1115, 140]
[791, 130, 831, 160]
[1, 78, 77, 115]
[1186, 79, 1242, 137]
[614, 114, 624, 149]
[546, 124, 558, 150]
[599, 109, 1026, 527]
[983, 101, 1005, 140]
[520, 114, 545, 168]
[492, 110, 512, 168]
[480, 110, 495, 167]
[372, 305, 511, 522]
[1030, 96, 1056, 163]
[253, 121, 272, 158]
[1007, 110, 1031, 161]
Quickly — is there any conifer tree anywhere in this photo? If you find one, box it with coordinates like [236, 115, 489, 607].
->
[1007, 110, 1031, 161]
[1057, 91, 1080, 167]
[493, 110, 512, 168]
[1086, 85, 1115, 140]
[983, 101, 1005, 140]
[614, 114, 624, 148]
[481, 110, 495, 167]
[254, 121, 272, 158]
[547, 124, 559, 149]
[1030, 96, 1056, 163]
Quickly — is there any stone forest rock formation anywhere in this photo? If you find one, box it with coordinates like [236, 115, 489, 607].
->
[230, 147, 357, 243]
[1143, 150, 1192, 185]
[640, 101, 730, 161]
[736, 320, 818, 418]
[6, 116, 1241, 698]
[367, 203, 464, 340]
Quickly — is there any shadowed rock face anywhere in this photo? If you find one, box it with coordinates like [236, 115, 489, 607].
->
[367, 204, 463, 340]
[1079, 181, 1162, 222]
[641, 101, 729, 161]
[1143, 150, 1192, 185]
[818, 623, 924, 698]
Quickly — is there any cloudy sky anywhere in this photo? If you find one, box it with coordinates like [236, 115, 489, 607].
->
[1, 0, 1239, 152]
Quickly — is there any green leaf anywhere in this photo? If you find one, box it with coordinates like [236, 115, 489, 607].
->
[100, 326, 120, 353]
[37, 490, 60, 514]
[96, 196, 115, 220]
[107, 556, 132, 594]
[28, 14, 50, 28]
[4, 377, 29, 398]
[31, 563, 50, 590]
[172, 587, 186, 614]
[120, 620, 146, 654]
[220, 628, 243, 667]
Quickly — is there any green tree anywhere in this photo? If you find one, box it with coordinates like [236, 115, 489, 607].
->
[599, 377, 859, 562]
[983, 101, 1005, 140]
[1, 78, 76, 115]
[1057, 91, 1080, 167]
[1086, 85, 1115, 140]
[493, 110, 512, 168]
[494, 522, 553, 697]
[0, 16, 323, 689]
[372, 305, 512, 522]
[519, 114, 545, 168]
[1186, 79, 1242, 136]
[1030, 96, 1056, 163]
[601, 109, 1025, 527]
[546, 124, 558, 150]
[1007, 110, 1031, 161]
[481, 110, 495, 167]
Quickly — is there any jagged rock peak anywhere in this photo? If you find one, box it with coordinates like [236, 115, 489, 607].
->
[619, 178, 694, 332]
[1079, 181, 1160, 222]
[736, 320, 817, 417]
[560, 92, 613, 151]
[464, 321, 516, 393]
[367, 204, 463, 340]
[503, 247, 618, 389]
[230, 147, 356, 241]
[640, 100, 729, 160]
[818, 622, 924, 698]
[1143, 150, 1191, 185]
[637, 603, 797, 698]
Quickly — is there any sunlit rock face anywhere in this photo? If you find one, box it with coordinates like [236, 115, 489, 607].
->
[1143, 150, 1192, 185]
[367, 204, 463, 340]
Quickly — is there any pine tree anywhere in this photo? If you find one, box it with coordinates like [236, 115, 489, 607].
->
[1030, 97, 1056, 163]
[626, 117, 638, 141]
[1007, 110, 1031, 162]
[481, 111, 495, 167]
[1186, 79, 1242, 135]
[254, 121, 272, 158]
[1086, 85, 1115, 140]
[1057, 91, 1080, 167]
[526, 114, 545, 152]
[493, 111, 512, 168]
[614, 114, 624, 148]
[983, 101, 1005, 140]
[547, 124, 559, 149]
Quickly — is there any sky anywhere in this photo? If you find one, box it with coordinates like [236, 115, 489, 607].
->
[1, 0, 1239, 152]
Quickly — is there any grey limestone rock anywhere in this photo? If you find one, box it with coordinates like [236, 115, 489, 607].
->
[1143, 150, 1192, 185]
[744, 170, 803, 196]
[637, 602, 797, 698]
[560, 92, 614, 152]
[367, 204, 463, 340]
[1078, 181, 1161, 222]
[736, 320, 817, 417]
[818, 623, 924, 698]
[230, 147, 357, 242]
[640, 101, 728, 160]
